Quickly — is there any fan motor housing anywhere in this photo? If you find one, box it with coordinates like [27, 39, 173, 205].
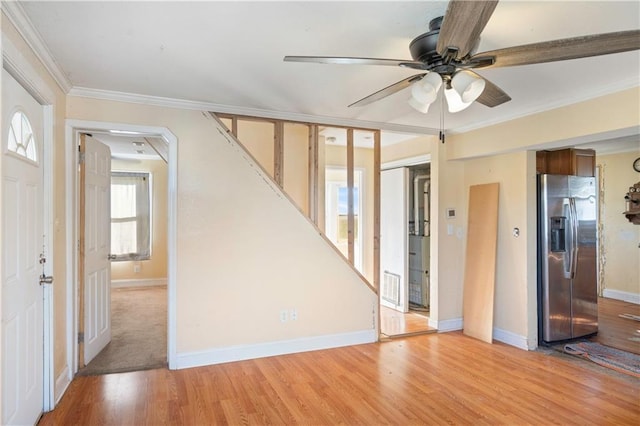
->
[409, 16, 443, 64]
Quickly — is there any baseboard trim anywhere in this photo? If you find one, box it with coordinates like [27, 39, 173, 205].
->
[493, 328, 531, 350]
[603, 289, 640, 305]
[175, 329, 377, 370]
[111, 278, 167, 288]
[436, 317, 463, 333]
[428, 317, 438, 330]
[54, 365, 71, 406]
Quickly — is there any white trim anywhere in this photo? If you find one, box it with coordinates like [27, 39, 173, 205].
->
[111, 278, 167, 288]
[2, 34, 58, 414]
[382, 154, 431, 170]
[175, 330, 377, 370]
[69, 86, 436, 136]
[53, 366, 71, 406]
[493, 327, 532, 350]
[65, 119, 178, 372]
[428, 317, 438, 329]
[42, 104, 55, 411]
[1, 2, 72, 93]
[436, 317, 463, 332]
[603, 289, 640, 305]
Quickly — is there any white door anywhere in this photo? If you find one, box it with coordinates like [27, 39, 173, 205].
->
[81, 135, 112, 364]
[1, 69, 45, 425]
[380, 168, 409, 313]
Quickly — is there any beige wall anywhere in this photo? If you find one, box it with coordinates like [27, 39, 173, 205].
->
[463, 151, 537, 344]
[236, 120, 275, 176]
[382, 135, 433, 164]
[448, 87, 640, 161]
[283, 123, 309, 215]
[66, 97, 377, 354]
[1, 13, 69, 382]
[597, 150, 640, 296]
[110, 158, 168, 281]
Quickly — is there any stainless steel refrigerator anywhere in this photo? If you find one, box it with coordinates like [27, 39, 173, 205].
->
[538, 174, 598, 343]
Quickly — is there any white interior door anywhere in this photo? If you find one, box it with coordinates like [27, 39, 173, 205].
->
[1, 69, 45, 425]
[380, 168, 409, 313]
[82, 135, 112, 364]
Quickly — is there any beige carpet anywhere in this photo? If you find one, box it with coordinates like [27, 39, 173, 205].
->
[78, 286, 167, 376]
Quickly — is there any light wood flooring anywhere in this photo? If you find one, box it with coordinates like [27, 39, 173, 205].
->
[380, 305, 436, 338]
[594, 296, 640, 354]
[39, 331, 639, 425]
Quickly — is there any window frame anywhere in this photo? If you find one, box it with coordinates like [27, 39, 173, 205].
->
[110, 170, 152, 262]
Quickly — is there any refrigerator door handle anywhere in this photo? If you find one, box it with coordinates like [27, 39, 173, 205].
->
[568, 197, 579, 279]
[561, 198, 574, 279]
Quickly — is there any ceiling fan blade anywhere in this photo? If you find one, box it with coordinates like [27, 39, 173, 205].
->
[283, 56, 427, 70]
[437, 0, 499, 59]
[349, 74, 426, 107]
[469, 30, 640, 69]
[467, 71, 511, 107]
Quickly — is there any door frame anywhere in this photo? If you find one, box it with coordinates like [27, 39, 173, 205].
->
[2, 52, 56, 409]
[380, 155, 435, 324]
[64, 120, 178, 374]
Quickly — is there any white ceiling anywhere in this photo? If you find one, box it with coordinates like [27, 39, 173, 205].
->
[15, 1, 640, 143]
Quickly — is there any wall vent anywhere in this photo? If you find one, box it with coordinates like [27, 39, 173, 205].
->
[382, 271, 401, 305]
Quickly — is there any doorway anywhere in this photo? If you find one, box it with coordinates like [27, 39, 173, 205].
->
[1, 68, 54, 424]
[79, 134, 169, 375]
[380, 163, 435, 338]
[66, 120, 178, 374]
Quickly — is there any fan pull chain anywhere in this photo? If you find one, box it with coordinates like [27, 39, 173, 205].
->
[439, 88, 446, 144]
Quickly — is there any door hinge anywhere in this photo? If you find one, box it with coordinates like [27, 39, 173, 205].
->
[78, 332, 84, 344]
[78, 152, 85, 164]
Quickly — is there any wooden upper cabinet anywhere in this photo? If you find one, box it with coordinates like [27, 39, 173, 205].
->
[536, 148, 596, 177]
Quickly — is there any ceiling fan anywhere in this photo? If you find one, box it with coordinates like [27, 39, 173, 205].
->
[284, 1, 640, 114]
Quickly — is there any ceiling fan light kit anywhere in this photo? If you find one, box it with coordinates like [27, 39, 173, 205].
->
[452, 71, 486, 103]
[444, 84, 473, 113]
[408, 96, 432, 114]
[409, 72, 442, 112]
[284, 0, 640, 116]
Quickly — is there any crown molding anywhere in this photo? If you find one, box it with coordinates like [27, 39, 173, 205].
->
[2, 1, 72, 93]
[68, 86, 438, 136]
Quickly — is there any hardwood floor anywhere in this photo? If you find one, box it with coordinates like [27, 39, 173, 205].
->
[380, 305, 436, 337]
[39, 332, 639, 425]
[594, 297, 640, 354]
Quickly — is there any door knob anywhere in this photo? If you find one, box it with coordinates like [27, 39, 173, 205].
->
[108, 254, 117, 260]
[39, 275, 54, 286]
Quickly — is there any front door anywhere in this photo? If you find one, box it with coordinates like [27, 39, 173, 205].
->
[1, 69, 45, 425]
[79, 134, 112, 365]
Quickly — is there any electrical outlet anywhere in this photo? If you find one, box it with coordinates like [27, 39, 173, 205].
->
[290, 308, 297, 321]
[280, 310, 288, 323]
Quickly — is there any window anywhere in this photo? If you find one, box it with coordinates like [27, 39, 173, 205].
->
[110, 171, 151, 261]
[7, 111, 38, 162]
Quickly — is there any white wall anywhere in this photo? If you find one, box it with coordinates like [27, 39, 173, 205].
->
[66, 97, 378, 366]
